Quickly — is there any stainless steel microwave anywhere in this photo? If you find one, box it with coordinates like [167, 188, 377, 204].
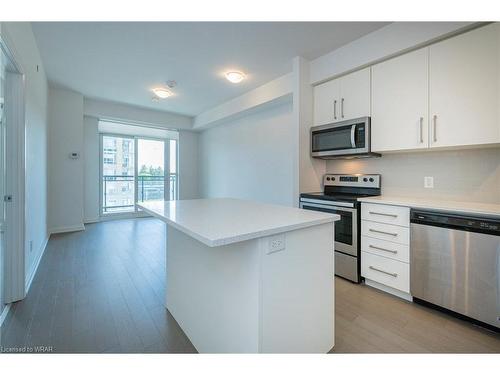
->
[310, 117, 380, 159]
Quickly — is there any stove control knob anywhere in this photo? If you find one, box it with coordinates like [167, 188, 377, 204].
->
[331, 177, 335, 181]
[326, 177, 331, 181]
[369, 177, 374, 182]
[363, 177, 368, 182]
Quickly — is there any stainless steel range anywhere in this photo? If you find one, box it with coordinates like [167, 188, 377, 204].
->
[299, 174, 381, 283]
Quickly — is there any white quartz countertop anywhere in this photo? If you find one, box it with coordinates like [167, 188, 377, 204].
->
[358, 195, 500, 217]
[138, 198, 340, 247]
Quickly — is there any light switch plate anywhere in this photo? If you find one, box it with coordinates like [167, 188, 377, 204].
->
[267, 234, 285, 254]
[424, 176, 434, 189]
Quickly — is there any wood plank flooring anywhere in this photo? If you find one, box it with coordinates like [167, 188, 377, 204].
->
[0, 218, 196, 353]
[1, 217, 498, 353]
[332, 277, 500, 353]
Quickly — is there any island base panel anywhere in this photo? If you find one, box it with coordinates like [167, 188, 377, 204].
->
[165, 223, 335, 353]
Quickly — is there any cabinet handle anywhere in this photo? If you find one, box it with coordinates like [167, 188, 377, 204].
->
[419, 117, 424, 143]
[433, 115, 437, 142]
[334, 100, 337, 120]
[368, 211, 397, 218]
[369, 228, 398, 237]
[341, 98, 345, 118]
[369, 266, 398, 277]
[369, 244, 398, 254]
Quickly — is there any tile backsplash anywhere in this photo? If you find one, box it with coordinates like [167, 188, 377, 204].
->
[326, 147, 500, 203]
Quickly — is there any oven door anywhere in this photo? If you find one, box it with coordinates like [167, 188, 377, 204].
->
[299, 201, 357, 256]
[310, 117, 369, 158]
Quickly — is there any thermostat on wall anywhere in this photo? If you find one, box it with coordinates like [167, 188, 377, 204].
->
[69, 152, 80, 159]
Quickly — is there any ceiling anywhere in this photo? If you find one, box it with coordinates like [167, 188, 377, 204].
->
[32, 22, 389, 117]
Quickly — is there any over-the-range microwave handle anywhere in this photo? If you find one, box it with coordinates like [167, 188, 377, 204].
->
[350, 124, 356, 148]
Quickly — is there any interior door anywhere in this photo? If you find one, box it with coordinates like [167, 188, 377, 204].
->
[371, 48, 429, 152]
[0, 49, 5, 310]
[1, 43, 25, 305]
[429, 23, 500, 148]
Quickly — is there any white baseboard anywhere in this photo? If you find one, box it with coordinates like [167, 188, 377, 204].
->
[0, 303, 12, 327]
[24, 235, 49, 294]
[84, 217, 100, 224]
[49, 224, 85, 234]
[99, 211, 151, 222]
[365, 279, 413, 302]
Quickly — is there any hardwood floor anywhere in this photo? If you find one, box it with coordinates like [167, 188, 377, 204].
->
[333, 277, 500, 353]
[1, 217, 498, 353]
[0, 218, 196, 353]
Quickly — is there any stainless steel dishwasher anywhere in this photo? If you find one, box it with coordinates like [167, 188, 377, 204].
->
[410, 209, 500, 330]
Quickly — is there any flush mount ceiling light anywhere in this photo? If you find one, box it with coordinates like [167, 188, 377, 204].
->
[225, 71, 246, 84]
[152, 87, 173, 99]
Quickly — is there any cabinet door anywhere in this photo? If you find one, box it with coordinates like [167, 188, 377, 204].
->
[429, 24, 500, 148]
[371, 48, 429, 152]
[339, 67, 371, 120]
[313, 78, 340, 126]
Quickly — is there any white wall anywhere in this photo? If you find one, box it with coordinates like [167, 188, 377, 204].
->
[48, 87, 84, 233]
[178, 130, 199, 200]
[194, 73, 292, 130]
[81, 101, 198, 220]
[0, 23, 49, 310]
[327, 148, 500, 203]
[84, 97, 192, 130]
[83, 116, 100, 222]
[293, 57, 325, 199]
[199, 100, 295, 207]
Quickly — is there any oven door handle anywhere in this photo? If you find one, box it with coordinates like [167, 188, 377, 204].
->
[300, 202, 357, 213]
[350, 124, 356, 148]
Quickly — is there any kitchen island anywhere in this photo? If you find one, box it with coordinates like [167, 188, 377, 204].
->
[138, 198, 340, 353]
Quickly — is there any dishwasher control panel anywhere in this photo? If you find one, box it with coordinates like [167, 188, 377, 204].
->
[410, 210, 500, 235]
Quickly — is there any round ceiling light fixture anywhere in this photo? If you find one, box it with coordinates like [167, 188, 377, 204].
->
[152, 87, 173, 99]
[225, 71, 246, 84]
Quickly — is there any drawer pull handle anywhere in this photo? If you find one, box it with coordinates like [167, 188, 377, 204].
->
[369, 228, 398, 236]
[369, 266, 398, 277]
[369, 211, 398, 218]
[369, 244, 397, 254]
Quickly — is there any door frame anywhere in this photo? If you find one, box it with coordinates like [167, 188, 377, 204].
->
[1, 34, 27, 304]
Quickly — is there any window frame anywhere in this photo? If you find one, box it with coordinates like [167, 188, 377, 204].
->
[99, 132, 179, 218]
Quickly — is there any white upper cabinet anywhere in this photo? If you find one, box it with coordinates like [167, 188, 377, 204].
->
[429, 23, 500, 148]
[313, 67, 370, 126]
[339, 68, 371, 121]
[371, 48, 429, 152]
[313, 78, 341, 126]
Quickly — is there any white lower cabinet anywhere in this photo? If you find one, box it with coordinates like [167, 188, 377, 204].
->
[361, 202, 411, 300]
[361, 220, 409, 245]
[361, 235, 410, 263]
[361, 252, 410, 293]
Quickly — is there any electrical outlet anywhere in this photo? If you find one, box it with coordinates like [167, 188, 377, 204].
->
[267, 234, 285, 254]
[424, 176, 434, 189]
[29, 240, 33, 253]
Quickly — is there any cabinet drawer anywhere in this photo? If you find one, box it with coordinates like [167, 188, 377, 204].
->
[361, 203, 409, 227]
[361, 236, 409, 263]
[361, 220, 409, 245]
[361, 252, 410, 293]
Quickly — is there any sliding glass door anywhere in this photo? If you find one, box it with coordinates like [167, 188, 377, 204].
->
[137, 138, 165, 203]
[100, 134, 178, 216]
[101, 135, 136, 214]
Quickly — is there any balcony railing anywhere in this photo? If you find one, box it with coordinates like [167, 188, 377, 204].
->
[102, 174, 177, 213]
